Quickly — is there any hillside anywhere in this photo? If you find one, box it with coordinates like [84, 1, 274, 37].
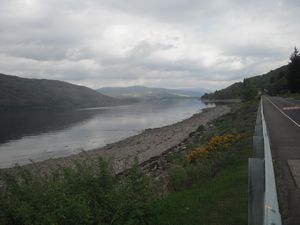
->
[97, 86, 206, 99]
[202, 65, 288, 100]
[0, 73, 116, 108]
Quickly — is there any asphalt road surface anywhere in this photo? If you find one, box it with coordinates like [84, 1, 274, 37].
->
[262, 96, 300, 225]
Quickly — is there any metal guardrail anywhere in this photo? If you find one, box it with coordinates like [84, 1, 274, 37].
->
[248, 99, 282, 225]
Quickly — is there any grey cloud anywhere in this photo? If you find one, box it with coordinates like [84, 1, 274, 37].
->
[90, 0, 244, 26]
[93, 0, 300, 24]
[127, 41, 175, 59]
[0, 42, 68, 61]
[0, 0, 299, 90]
[224, 45, 287, 59]
[92, 40, 176, 67]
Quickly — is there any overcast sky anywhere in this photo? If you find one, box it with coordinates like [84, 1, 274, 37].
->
[0, 0, 299, 90]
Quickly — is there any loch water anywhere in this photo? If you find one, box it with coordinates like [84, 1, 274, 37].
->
[0, 98, 214, 168]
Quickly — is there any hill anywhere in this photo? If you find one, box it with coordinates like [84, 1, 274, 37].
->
[0, 73, 116, 108]
[97, 86, 206, 99]
[202, 65, 288, 101]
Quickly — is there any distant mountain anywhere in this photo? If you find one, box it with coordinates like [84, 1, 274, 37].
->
[0, 73, 116, 108]
[202, 65, 288, 101]
[97, 86, 206, 99]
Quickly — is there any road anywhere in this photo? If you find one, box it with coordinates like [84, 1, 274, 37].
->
[262, 96, 300, 225]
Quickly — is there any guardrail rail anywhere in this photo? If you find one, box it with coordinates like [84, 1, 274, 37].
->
[248, 98, 282, 225]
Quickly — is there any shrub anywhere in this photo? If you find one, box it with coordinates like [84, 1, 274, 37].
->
[0, 158, 155, 225]
[187, 133, 245, 163]
[167, 133, 247, 192]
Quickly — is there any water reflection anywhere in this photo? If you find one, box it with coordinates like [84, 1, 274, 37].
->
[0, 99, 214, 168]
[0, 108, 100, 144]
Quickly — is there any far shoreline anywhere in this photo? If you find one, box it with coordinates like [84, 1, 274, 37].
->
[201, 98, 241, 103]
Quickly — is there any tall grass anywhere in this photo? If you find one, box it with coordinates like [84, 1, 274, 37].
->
[0, 159, 155, 225]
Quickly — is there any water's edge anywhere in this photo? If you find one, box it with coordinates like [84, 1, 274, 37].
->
[0, 105, 231, 174]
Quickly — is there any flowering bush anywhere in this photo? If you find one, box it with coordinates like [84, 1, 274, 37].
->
[187, 133, 245, 163]
[187, 147, 210, 163]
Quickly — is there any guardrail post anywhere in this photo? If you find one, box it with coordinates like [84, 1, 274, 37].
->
[256, 105, 262, 125]
[255, 124, 263, 136]
[253, 136, 264, 158]
[248, 158, 264, 225]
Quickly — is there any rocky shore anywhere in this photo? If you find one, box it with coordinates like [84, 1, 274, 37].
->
[1, 105, 231, 175]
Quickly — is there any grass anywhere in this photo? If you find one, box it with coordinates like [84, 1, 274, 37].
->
[152, 139, 251, 225]
[0, 159, 156, 225]
[152, 100, 258, 225]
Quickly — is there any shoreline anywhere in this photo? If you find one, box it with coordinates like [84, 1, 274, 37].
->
[1, 105, 231, 174]
[201, 99, 241, 103]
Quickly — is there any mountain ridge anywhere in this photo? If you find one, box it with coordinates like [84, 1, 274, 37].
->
[97, 86, 207, 99]
[0, 73, 116, 109]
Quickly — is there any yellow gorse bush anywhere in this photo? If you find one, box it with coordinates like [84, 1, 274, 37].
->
[187, 133, 245, 163]
[186, 147, 209, 163]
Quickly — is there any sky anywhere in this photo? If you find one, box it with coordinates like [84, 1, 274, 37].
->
[0, 0, 299, 91]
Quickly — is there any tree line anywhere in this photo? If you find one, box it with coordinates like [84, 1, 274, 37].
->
[202, 47, 300, 101]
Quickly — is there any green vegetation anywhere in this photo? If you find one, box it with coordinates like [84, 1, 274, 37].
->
[202, 47, 300, 101]
[153, 145, 249, 225]
[202, 66, 288, 101]
[0, 73, 116, 109]
[152, 100, 257, 225]
[0, 101, 257, 225]
[287, 47, 300, 93]
[0, 160, 156, 225]
[202, 82, 245, 100]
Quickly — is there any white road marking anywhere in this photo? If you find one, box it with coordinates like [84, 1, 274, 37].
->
[265, 97, 300, 128]
[283, 106, 300, 111]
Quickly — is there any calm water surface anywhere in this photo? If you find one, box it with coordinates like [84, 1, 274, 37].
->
[0, 99, 214, 168]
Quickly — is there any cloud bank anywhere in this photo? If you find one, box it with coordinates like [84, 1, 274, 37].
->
[0, 0, 299, 90]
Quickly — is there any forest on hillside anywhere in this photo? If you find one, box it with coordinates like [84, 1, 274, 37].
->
[202, 47, 300, 101]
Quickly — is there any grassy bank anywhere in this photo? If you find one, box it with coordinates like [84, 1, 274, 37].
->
[152, 139, 251, 225]
[152, 100, 258, 225]
[0, 160, 156, 225]
[0, 101, 258, 225]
